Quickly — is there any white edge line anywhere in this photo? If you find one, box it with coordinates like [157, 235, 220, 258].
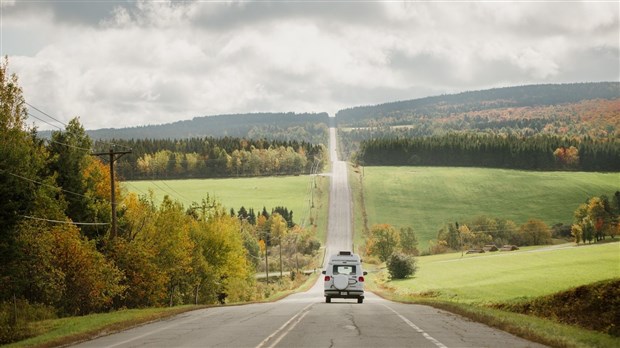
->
[255, 303, 314, 348]
[105, 310, 218, 348]
[383, 304, 448, 348]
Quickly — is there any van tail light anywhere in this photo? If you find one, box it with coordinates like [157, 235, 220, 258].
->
[358, 276, 365, 282]
[324, 276, 331, 281]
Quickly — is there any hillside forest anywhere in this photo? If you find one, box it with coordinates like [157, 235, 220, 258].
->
[338, 83, 619, 171]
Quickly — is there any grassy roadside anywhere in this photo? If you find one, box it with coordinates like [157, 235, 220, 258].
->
[5, 306, 207, 348]
[364, 243, 620, 348]
[8, 274, 321, 348]
[366, 288, 619, 348]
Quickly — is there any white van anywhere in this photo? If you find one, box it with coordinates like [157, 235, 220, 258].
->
[322, 251, 366, 303]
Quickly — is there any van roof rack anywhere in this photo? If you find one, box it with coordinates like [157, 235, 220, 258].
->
[338, 251, 352, 256]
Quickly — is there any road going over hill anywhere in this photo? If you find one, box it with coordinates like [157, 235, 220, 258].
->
[73, 124, 544, 348]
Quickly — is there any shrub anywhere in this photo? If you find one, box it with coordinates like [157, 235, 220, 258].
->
[387, 252, 417, 279]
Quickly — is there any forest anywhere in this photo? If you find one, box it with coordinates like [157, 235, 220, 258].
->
[336, 82, 619, 127]
[83, 112, 330, 143]
[355, 134, 620, 171]
[338, 84, 619, 170]
[93, 137, 327, 180]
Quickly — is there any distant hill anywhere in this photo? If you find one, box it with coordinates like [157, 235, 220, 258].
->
[335, 82, 620, 126]
[86, 112, 330, 143]
[42, 83, 618, 144]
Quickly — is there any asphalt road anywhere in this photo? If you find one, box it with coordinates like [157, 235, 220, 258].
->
[73, 125, 544, 348]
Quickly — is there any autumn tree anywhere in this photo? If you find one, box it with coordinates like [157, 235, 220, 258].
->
[48, 118, 111, 240]
[399, 226, 419, 256]
[366, 224, 400, 262]
[191, 211, 254, 304]
[553, 146, 579, 168]
[0, 57, 50, 301]
[14, 221, 124, 315]
[517, 219, 552, 246]
[571, 194, 619, 243]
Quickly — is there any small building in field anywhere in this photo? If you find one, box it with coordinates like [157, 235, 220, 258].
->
[483, 244, 499, 252]
[500, 245, 519, 251]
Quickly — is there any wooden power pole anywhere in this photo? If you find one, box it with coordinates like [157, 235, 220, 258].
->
[92, 148, 131, 238]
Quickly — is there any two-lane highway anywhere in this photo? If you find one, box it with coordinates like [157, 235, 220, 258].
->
[73, 123, 544, 347]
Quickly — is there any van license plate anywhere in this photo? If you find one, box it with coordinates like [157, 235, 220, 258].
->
[340, 292, 347, 296]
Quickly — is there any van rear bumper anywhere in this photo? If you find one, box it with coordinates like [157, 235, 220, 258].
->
[324, 290, 364, 299]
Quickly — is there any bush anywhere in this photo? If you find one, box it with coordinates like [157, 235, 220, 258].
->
[387, 252, 417, 279]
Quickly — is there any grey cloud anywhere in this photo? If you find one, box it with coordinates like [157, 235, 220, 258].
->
[190, 1, 387, 31]
[6, 1, 619, 131]
[558, 46, 620, 83]
[5, 0, 125, 25]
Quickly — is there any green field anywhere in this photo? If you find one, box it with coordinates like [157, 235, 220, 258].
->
[367, 242, 620, 348]
[376, 242, 620, 303]
[359, 167, 619, 250]
[124, 175, 329, 240]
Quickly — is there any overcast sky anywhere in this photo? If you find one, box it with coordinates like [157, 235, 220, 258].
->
[2, 0, 618, 130]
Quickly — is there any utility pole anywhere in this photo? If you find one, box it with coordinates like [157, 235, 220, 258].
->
[92, 148, 132, 239]
[265, 244, 269, 283]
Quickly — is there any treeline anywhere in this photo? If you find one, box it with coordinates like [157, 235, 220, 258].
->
[430, 191, 620, 254]
[336, 82, 620, 126]
[0, 61, 322, 343]
[433, 218, 555, 254]
[93, 137, 327, 180]
[571, 192, 620, 244]
[85, 112, 329, 143]
[356, 134, 620, 171]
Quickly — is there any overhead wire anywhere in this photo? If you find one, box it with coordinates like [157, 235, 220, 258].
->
[22, 215, 110, 226]
[25, 101, 67, 127]
[25, 102, 132, 152]
[25, 102, 140, 195]
[0, 168, 111, 204]
[160, 180, 192, 202]
[27, 112, 64, 131]
[1, 169, 115, 226]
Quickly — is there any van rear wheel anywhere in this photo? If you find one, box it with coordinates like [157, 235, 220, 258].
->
[326, 297, 331, 303]
[357, 298, 363, 304]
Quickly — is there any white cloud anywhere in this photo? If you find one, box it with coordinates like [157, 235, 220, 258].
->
[3, 1, 619, 130]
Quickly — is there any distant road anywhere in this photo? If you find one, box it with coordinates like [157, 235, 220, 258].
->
[73, 125, 544, 348]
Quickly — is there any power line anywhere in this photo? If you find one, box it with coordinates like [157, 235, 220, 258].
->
[160, 180, 192, 202]
[0, 168, 112, 204]
[25, 102, 67, 127]
[27, 112, 64, 131]
[26, 103, 132, 152]
[123, 181, 149, 196]
[45, 138, 93, 152]
[22, 215, 109, 226]
[149, 180, 185, 203]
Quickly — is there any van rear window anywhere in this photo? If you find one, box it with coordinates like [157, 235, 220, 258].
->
[333, 265, 356, 275]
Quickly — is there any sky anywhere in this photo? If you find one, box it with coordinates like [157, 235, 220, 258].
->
[1, 0, 619, 131]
